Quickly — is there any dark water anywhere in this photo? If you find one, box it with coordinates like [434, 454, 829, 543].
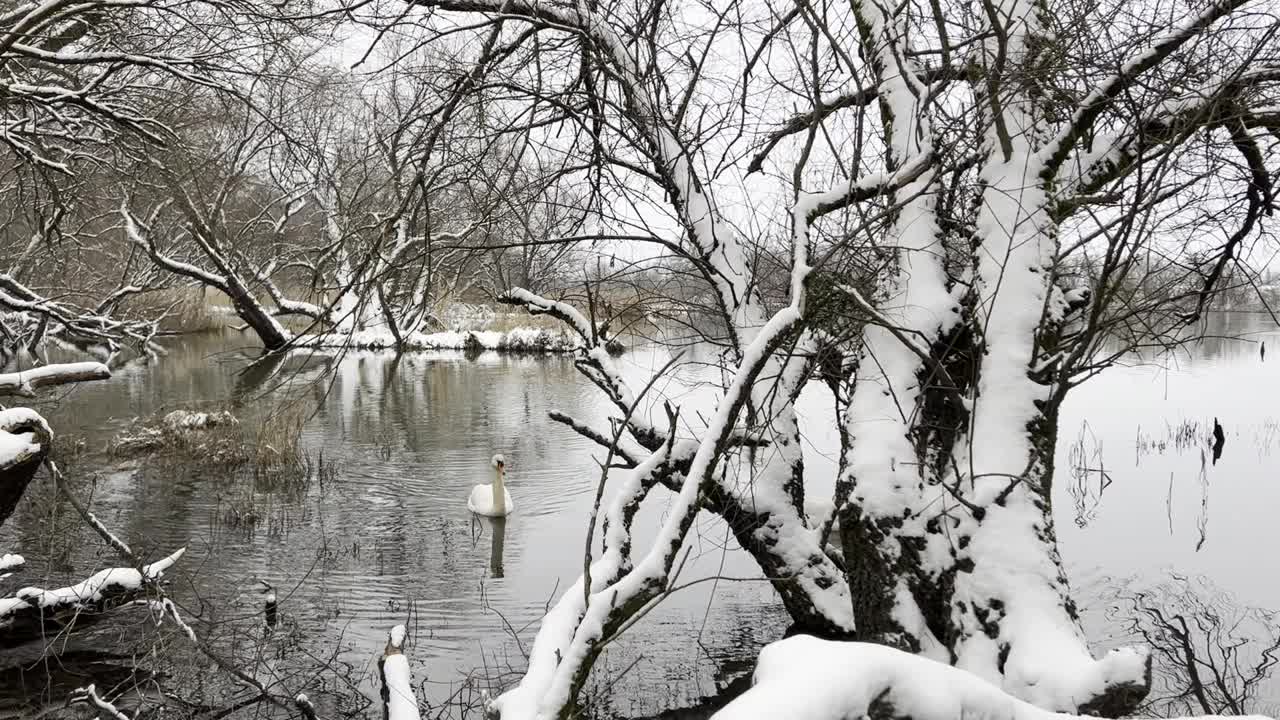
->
[1, 313, 1277, 717]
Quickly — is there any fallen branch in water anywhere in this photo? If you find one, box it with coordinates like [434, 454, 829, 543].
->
[0, 362, 110, 397]
[0, 548, 184, 648]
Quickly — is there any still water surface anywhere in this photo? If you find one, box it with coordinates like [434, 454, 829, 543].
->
[2, 312, 1277, 716]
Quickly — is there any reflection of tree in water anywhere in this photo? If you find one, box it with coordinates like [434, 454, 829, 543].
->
[1105, 574, 1280, 717]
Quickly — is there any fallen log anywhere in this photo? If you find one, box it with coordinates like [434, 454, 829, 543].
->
[0, 362, 110, 398]
[0, 549, 185, 649]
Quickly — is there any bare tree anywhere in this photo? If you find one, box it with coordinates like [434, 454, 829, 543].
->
[0, 1, 343, 358]
[352, 1, 1280, 718]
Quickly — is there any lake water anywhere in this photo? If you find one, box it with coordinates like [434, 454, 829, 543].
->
[1, 312, 1277, 718]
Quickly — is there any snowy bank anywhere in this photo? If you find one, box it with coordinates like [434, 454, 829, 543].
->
[297, 327, 582, 353]
[713, 637, 1252, 720]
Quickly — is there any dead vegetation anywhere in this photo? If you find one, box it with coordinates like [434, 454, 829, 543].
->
[109, 405, 310, 479]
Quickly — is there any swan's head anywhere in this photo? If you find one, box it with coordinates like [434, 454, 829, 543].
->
[491, 454, 506, 470]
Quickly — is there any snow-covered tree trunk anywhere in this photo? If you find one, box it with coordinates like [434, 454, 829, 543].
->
[123, 203, 294, 351]
[376, 0, 1277, 717]
[834, 1, 1158, 710]
[0, 408, 53, 528]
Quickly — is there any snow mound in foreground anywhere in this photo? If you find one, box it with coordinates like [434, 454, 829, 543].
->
[712, 636, 1264, 720]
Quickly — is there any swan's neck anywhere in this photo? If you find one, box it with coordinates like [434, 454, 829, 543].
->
[492, 467, 507, 514]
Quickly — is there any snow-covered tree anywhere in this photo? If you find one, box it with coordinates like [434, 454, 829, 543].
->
[361, 0, 1280, 718]
[0, 1, 338, 359]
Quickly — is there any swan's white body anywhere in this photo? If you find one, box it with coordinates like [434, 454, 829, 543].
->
[468, 454, 514, 517]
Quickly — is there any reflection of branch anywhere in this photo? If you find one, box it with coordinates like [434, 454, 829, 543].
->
[1118, 575, 1280, 717]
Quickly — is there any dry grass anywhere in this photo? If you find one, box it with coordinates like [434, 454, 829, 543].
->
[250, 402, 309, 477]
[119, 286, 239, 334]
[108, 403, 312, 482]
[481, 311, 565, 333]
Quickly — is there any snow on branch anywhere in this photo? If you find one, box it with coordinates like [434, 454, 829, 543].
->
[1057, 66, 1280, 199]
[72, 684, 132, 720]
[0, 553, 23, 577]
[1040, 0, 1254, 178]
[798, 149, 935, 221]
[255, 261, 332, 323]
[0, 361, 110, 397]
[417, 0, 763, 351]
[747, 67, 957, 175]
[499, 305, 806, 718]
[500, 288, 594, 343]
[500, 287, 666, 449]
[492, 441, 691, 720]
[0, 273, 155, 353]
[547, 410, 643, 468]
[714, 637, 1235, 720]
[121, 202, 229, 291]
[0, 548, 185, 647]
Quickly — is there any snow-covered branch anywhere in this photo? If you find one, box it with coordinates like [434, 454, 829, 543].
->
[1057, 67, 1280, 200]
[747, 66, 958, 175]
[1041, 0, 1255, 179]
[0, 361, 110, 397]
[122, 203, 229, 292]
[0, 272, 158, 356]
[255, 261, 333, 324]
[123, 196, 294, 351]
[500, 288, 595, 343]
[0, 549, 185, 648]
[800, 150, 935, 220]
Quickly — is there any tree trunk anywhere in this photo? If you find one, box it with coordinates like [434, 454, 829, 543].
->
[226, 280, 292, 351]
[705, 483, 853, 639]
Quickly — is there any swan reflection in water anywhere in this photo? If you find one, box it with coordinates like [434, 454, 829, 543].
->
[471, 514, 507, 579]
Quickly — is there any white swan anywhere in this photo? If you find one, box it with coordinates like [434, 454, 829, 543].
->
[468, 454, 514, 517]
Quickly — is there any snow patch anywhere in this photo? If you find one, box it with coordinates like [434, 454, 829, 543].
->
[163, 409, 237, 431]
[298, 327, 578, 353]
